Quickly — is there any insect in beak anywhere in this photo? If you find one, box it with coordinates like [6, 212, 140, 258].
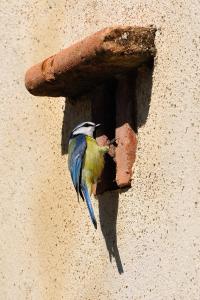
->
[95, 123, 101, 128]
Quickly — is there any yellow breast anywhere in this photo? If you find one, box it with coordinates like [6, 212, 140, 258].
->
[82, 136, 107, 185]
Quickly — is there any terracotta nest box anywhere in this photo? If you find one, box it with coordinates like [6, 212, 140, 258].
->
[25, 26, 156, 193]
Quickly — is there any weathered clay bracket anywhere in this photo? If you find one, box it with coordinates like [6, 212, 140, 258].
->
[25, 26, 156, 193]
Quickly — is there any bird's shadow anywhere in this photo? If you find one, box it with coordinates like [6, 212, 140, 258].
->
[61, 62, 154, 274]
[97, 190, 126, 274]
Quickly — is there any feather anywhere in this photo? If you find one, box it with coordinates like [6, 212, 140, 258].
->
[68, 134, 86, 201]
[81, 184, 97, 229]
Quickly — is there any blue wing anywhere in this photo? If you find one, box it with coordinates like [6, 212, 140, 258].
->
[81, 184, 97, 229]
[68, 134, 86, 200]
[68, 134, 97, 228]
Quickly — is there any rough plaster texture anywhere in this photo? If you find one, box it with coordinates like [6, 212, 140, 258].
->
[1, 0, 200, 299]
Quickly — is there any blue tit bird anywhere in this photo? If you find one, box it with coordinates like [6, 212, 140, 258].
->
[68, 121, 109, 229]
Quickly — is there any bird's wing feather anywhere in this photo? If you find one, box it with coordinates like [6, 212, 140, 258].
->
[81, 184, 97, 229]
[68, 134, 97, 228]
[68, 134, 86, 200]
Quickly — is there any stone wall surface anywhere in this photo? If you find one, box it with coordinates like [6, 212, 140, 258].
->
[0, 0, 200, 299]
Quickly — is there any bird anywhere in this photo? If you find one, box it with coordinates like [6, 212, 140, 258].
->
[68, 121, 109, 229]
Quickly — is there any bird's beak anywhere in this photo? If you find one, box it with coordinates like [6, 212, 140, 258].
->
[95, 123, 101, 128]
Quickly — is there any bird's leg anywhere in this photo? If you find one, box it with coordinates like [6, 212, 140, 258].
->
[92, 183, 97, 195]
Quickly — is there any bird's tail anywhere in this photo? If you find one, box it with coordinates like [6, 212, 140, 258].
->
[81, 184, 97, 229]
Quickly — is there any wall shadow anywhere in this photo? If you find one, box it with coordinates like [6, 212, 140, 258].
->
[115, 61, 154, 133]
[134, 60, 154, 131]
[61, 95, 92, 155]
[97, 190, 126, 274]
[92, 80, 118, 193]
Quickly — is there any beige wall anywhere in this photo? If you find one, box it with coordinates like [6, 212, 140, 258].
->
[1, 0, 200, 299]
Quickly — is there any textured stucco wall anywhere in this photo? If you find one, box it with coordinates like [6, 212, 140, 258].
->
[1, 0, 200, 299]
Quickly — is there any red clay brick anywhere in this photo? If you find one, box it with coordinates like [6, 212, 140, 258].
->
[25, 26, 156, 98]
[115, 76, 137, 188]
[115, 124, 137, 187]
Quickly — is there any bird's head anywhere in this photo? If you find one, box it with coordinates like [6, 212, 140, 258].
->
[70, 121, 100, 138]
